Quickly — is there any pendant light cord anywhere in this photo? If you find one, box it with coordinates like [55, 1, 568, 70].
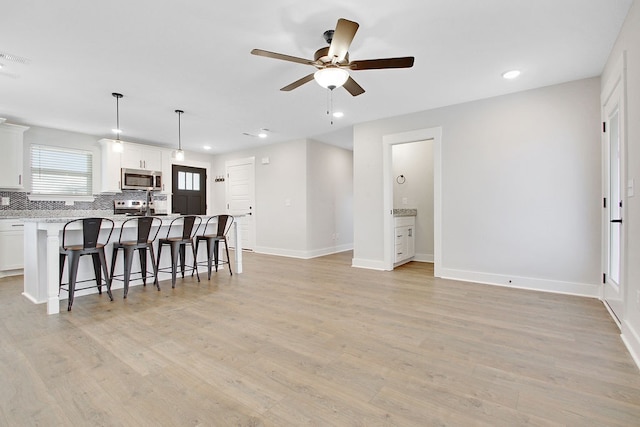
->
[112, 92, 123, 141]
[175, 109, 184, 151]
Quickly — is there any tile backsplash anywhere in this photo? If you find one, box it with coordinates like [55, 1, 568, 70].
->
[0, 191, 167, 217]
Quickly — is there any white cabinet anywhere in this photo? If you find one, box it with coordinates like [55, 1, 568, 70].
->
[0, 219, 24, 276]
[99, 140, 164, 193]
[0, 119, 29, 189]
[121, 144, 162, 171]
[99, 139, 122, 193]
[394, 216, 415, 265]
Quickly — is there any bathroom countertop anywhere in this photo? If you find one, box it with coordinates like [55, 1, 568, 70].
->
[392, 208, 417, 217]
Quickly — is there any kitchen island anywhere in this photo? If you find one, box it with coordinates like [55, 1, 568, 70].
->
[22, 214, 245, 314]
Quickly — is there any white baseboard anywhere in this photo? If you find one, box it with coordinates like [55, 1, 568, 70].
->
[254, 243, 353, 260]
[438, 267, 600, 298]
[414, 253, 434, 263]
[622, 320, 640, 371]
[0, 268, 23, 279]
[351, 258, 388, 270]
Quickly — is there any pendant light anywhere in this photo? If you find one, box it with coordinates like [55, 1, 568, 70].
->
[111, 92, 124, 152]
[175, 109, 185, 161]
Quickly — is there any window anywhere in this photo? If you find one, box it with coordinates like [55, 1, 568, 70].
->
[177, 171, 200, 191]
[30, 145, 93, 195]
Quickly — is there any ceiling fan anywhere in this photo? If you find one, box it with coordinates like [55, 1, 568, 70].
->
[251, 18, 414, 96]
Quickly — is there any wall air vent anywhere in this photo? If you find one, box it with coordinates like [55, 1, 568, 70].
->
[0, 52, 30, 64]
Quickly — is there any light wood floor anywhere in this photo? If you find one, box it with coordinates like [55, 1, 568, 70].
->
[1, 251, 639, 426]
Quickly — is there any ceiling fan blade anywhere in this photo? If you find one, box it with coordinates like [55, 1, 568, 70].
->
[280, 73, 316, 91]
[328, 19, 359, 63]
[343, 76, 365, 96]
[251, 49, 314, 66]
[349, 57, 415, 70]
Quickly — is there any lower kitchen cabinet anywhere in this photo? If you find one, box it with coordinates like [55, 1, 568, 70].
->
[394, 216, 415, 266]
[0, 219, 24, 277]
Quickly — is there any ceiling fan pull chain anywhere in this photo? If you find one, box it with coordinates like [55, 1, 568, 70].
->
[329, 88, 335, 125]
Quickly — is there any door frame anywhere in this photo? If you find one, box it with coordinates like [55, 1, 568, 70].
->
[169, 157, 211, 215]
[171, 164, 207, 215]
[601, 52, 627, 325]
[382, 127, 442, 274]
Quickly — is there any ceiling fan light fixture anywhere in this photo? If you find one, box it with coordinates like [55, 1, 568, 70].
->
[314, 67, 349, 89]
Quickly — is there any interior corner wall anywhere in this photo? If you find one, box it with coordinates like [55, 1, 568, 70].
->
[354, 77, 602, 296]
[210, 138, 354, 259]
[210, 139, 308, 256]
[306, 139, 354, 257]
[602, 0, 640, 368]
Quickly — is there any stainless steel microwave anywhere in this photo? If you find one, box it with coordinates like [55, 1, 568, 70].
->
[121, 168, 162, 191]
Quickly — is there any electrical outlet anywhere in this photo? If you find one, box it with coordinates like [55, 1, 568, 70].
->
[1, 197, 9, 206]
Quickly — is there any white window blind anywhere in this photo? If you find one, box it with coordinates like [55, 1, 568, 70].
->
[30, 145, 93, 195]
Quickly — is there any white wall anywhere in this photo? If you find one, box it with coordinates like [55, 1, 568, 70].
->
[392, 140, 434, 261]
[354, 77, 602, 296]
[602, 0, 640, 368]
[307, 139, 354, 256]
[211, 138, 354, 258]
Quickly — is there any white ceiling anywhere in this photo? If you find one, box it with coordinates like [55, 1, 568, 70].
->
[0, 0, 632, 153]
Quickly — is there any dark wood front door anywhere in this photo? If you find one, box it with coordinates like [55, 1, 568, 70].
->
[172, 165, 206, 214]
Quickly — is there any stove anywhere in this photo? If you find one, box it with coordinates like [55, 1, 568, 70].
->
[113, 199, 155, 216]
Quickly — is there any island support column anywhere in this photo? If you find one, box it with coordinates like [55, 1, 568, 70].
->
[46, 225, 61, 315]
[233, 218, 243, 274]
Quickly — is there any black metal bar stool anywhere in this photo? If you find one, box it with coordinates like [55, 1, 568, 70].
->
[110, 216, 162, 298]
[194, 215, 234, 279]
[59, 217, 115, 311]
[156, 215, 202, 288]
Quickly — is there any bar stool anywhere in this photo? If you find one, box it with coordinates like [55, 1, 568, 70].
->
[194, 215, 234, 279]
[110, 216, 162, 298]
[156, 215, 202, 288]
[59, 217, 114, 311]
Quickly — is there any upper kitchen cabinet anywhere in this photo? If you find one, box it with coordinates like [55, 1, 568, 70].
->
[0, 119, 29, 190]
[121, 143, 162, 171]
[99, 139, 122, 193]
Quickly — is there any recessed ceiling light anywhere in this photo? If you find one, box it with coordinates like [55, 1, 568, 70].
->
[203, 145, 211, 150]
[258, 132, 267, 138]
[333, 111, 344, 118]
[502, 70, 521, 80]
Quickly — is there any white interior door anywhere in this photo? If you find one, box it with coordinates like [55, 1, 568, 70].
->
[225, 157, 255, 250]
[602, 73, 625, 323]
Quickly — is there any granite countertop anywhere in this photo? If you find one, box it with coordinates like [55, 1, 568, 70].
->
[20, 213, 179, 223]
[393, 208, 417, 217]
[4, 210, 246, 223]
[2, 210, 113, 220]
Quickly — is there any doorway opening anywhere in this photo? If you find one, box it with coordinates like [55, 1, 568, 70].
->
[392, 140, 434, 266]
[172, 164, 207, 215]
[383, 127, 442, 274]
